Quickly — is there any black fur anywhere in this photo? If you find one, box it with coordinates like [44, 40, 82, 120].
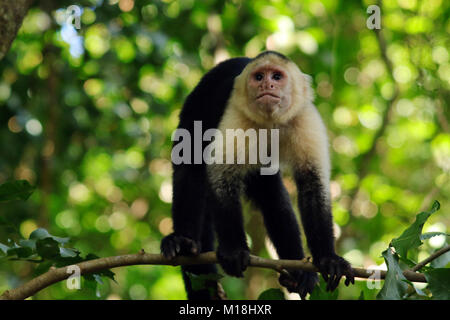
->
[160, 52, 354, 300]
[294, 167, 354, 292]
[255, 50, 289, 61]
[162, 57, 252, 299]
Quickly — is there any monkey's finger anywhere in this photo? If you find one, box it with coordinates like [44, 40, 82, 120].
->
[188, 241, 198, 255]
[349, 268, 355, 284]
[279, 276, 297, 291]
[319, 266, 329, 282]
[299, 287, 308, 300]
[345, 268, 355, 286]
[345, 276, 351, 286]
[162, 244, 176, 259]
[335, 264, 345, 289]
[326, 264, 336, 291]
[330, 268, 343, 291]
[239, 251, 250, 277]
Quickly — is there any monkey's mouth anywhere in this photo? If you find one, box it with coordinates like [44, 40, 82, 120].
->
[256, 92, 280, 100]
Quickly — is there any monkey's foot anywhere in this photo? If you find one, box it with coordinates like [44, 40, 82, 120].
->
[216, 247, 250, 278]
[314, 254, 355, 292]
[279, 270, 318, 299]
[160, 233, 199, 259]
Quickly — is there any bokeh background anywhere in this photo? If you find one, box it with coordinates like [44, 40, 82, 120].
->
[0, 0, 449, 299]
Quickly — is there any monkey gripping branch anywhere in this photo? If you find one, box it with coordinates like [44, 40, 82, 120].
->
[0, 183, 448, 300]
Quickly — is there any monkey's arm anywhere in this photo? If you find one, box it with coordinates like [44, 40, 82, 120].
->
[294, 166, 354, 291]
[207, 166, 250, 278]
[161, 165, 207, 258]
[244, 171, 318, 298]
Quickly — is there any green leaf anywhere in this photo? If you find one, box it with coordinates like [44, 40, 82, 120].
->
[59, 247, 79, 258]
[425, 269, 450, 300]
[258, 288, 285, 300]
[29, 228, 69, 244]
[19, 239, 37, 251]
[402, 279, 427, 297]
[0, 180, 35, 202]
[83, 275, 100, 298]
[96, 269, 116, 282]
[82, 253, 115, 282]
[85, 253, 100, 260]
[186, 272, 223, 291]
[29, 228, 51, 240]
[33, 261, 53, 276]
[36, 238, 60, 259]
[309, 277, 339, 300]
[390, 201, 440, 258]
[377, 248, 409, 300]
[7, 246, 34, 258]
[0, 243, 9, 255]
[358, 291, 365, 300]
[93, 274, 104, 285]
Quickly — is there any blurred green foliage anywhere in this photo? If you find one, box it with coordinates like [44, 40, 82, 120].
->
[0, 0, 448, 299]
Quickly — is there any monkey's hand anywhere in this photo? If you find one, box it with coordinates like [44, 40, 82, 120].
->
[160, 233, 199, 259]
[216, 246, 250, 278]
[313, 254, 355, 292]
[279, 270, 318, 299]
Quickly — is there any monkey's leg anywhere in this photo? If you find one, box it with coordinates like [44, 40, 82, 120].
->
[181, 210, 226, 300]
[294, 167, 354, 292]
[207, 179, 250, 278]
[161, 165, 207, 258]
[244, 171, 318, 298]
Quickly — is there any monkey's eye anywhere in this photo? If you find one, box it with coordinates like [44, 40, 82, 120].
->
[272, 72, 283, 80]
[254, 73, 264, 81]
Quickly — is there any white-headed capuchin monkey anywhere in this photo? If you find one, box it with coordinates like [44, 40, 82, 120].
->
[161, 51, 354, 300]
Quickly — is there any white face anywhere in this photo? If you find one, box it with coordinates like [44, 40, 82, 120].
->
[246, 62, 292, 117]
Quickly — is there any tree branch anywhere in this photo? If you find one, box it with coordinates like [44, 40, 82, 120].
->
[411, 245, 450, 272]
[0, 0, 35, 60]
[0, 251, 427, 300]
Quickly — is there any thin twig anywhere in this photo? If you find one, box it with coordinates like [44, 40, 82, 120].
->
[347, 8, 400, 207]
[0, 251, 427, 300]
[411, 245, 450, 272]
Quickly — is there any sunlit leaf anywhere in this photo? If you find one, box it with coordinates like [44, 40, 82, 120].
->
[59, 247, 79, 258]
[29, 228, 70, 244]
[390, 201, 440, 258]
[377, 248, 408, 300]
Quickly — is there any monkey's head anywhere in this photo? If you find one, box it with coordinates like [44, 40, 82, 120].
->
[233, 51, 313, 125]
